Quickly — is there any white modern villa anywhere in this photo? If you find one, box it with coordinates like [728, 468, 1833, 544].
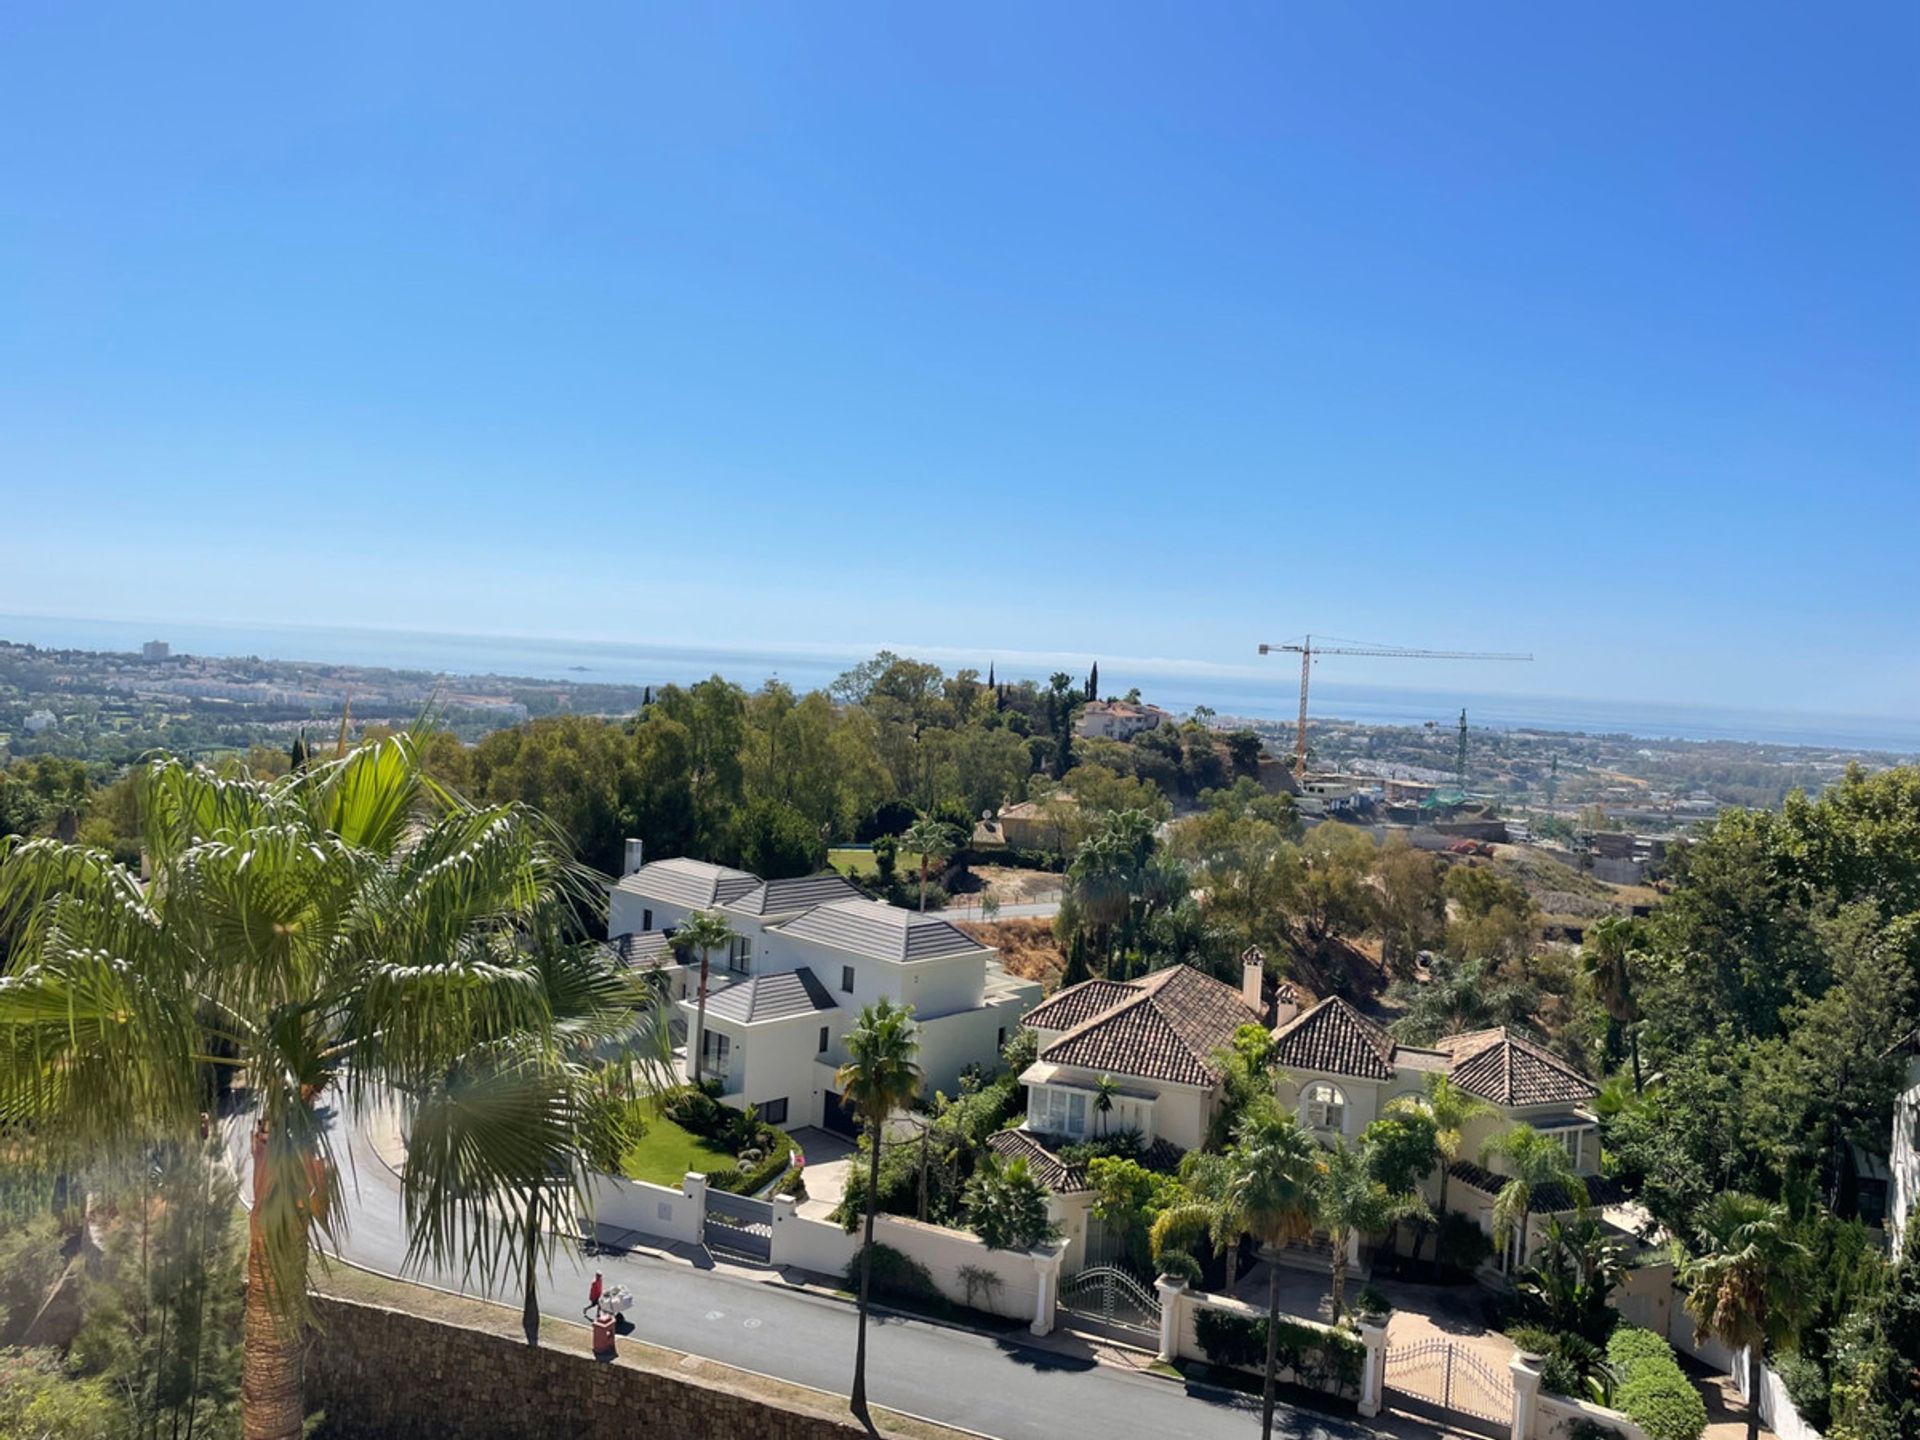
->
[608, 851, 1040, 1134]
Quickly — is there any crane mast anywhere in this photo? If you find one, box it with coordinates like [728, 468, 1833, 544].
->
[1257, 635, 1532, 778]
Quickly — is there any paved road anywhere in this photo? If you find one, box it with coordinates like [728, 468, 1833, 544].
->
[233, 1104, 1397, 1440]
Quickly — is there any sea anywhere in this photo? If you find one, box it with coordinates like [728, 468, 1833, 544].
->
[4, 613, 1915, 756]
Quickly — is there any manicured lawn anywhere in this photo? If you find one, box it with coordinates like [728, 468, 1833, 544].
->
[619, 1114, 738, 1186]
[828, 846, 878, 877]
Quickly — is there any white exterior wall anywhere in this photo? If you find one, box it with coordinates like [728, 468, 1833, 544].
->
[899, 950, 988, 1018]
[1535, 1394, 1650, 1440]
[1277, 1069, 1388, 1143]
[1892, 1054, 1920, 1252]
[917, 1000, 1022, 1097]
[734, 1015, 833, 1128]
[584, 1172, 706, 1247]
[1026, 1063, 1214, 1151]
[768, 1204, 1045, 1322]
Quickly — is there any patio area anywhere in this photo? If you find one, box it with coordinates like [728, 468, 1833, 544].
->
[788, 1126, 855, 1216]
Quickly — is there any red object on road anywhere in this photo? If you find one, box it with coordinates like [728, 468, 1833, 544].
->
[592, 1313, 616, 1362]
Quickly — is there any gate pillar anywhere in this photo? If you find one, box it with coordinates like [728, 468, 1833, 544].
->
[1153, 1276, 1186, 1362]
[1356, 1318, 1388, 1418]
[1029, 1240, 1068, 1336]
[1508, 1348, 1544, 1440]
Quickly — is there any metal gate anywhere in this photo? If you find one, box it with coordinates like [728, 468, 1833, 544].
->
[1383, 1338, 1512, 1438]
[704, 1189, 773, 1263]
[1056, 1264, 1161, 1340]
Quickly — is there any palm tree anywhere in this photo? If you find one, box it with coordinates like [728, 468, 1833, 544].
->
[1678, 1193, 1808, 1440]
[836, 997, 922, 1429]
[676, 909, 737, 1084]
[1223, 1105, 1322, 1440]
[1481, 1124, 1588, 1274]
[1581, 916, 1642, 1091]
[404, 942, 677, 1347]
[1388, 1072, 1491, 1272]
[1319, 1138, 1426, 1320]
[0, 738, 591, 1440]
[899, 816, 955, 912]
[1093, 1074, 1120, 1136]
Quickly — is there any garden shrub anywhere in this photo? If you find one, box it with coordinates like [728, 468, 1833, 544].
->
[1190, 1306, 1365, 1394]
[1605, 1326, 1706, 1440]
[1157, 1251, 1203, 1287]
[1436, 1211, 1493, 1273]
[708, 1139, 792, 1195]
[846, 1242, 939, 1304]
[1770, 1350, 1830, 1431]
[1354, 1284, 1393, 1320]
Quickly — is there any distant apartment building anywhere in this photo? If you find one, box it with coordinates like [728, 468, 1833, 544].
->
[141, 640, 170, 661]
[1074, 700, 1171, 741]
[607, 853, 1040, 1133]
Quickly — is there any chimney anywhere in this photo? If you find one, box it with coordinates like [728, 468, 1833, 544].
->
[1272, 982, 1301, 1028]
[1240, 945, 1266, 1018]
[623, 838, 646, 876]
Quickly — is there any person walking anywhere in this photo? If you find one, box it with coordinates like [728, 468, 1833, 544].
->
[587, 1271, 603, 1316]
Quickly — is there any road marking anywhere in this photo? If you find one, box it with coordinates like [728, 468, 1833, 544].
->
[743, 1317, 762, 1329]
[706, 1309, 726, 1321]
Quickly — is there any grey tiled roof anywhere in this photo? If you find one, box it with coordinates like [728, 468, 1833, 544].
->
[1037, 965, 1259, 1089]
[772, 898, 986, 963]
[702, 967, 837, 1025]
[724, 873, 864, 917]
[614, 858, 760, 909]
[1433, 1029, 1597, 1106]
[609, 932, 677, 968]
[1270, 997, 1398, 1081]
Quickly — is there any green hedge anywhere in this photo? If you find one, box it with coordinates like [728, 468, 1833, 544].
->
[708, 1140, 792, 1195]
[1604, 1326, 1706, 1440]
[1191, 1306, 1365, 1395]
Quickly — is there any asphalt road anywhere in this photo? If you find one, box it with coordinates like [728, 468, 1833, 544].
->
[232, 1103, 1395, 1440]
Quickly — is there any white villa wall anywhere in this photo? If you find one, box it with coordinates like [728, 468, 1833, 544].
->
[585, 1172, 706, 1247]
[1278, 1070, 1387, 1143]
[898, 951, 988, 1018]
[1535, 1393, 1650, 1440]
[1029, 1061, 1213, 1151]
[734, 1015, 831, 1129]
[1171, 1288, 1359, 1400]
[1614, 1261, 1674, 1338]
[768, 1204, 1042, 1322]
[917, 1001, 1020, 1096]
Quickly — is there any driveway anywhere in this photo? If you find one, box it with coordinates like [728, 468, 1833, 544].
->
[789, 1126, 854, 1215]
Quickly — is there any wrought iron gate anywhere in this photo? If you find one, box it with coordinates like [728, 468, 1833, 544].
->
[1056, 1265, 1161, 1337]
[1383, 1338, 1512, 1438]
[703, 1189, 773, 1263]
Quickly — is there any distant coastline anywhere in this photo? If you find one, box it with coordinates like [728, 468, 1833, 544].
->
[3, 612, 1914, 756]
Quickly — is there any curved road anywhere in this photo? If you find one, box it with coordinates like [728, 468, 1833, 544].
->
[236, 1104, 1396, 1440]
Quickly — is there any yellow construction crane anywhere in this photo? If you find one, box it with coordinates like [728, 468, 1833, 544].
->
[1257, 636, 1532, 778]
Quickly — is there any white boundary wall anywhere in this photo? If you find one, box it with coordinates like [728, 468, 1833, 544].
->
[1534, 1392, 1650, 1440]
[585, 1171, 707, 1247]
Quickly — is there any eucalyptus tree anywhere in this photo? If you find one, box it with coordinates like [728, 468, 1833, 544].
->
[0, 738, 622, 1440]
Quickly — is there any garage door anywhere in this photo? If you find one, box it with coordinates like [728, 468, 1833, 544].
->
[823, 1090, 860, 1138]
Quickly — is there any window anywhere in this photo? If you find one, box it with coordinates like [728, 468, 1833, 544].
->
[841, 965, 855, 994]
[1305, 1081, 1346, 1133]
[1031, 1086, 1090, 1138]
[997, 1027, 1006, 1050]
[818, 1026, 830, 1055]
[728, 935, 753, 974]
[1546, 1126, 1588, 1170]
[757, 1098, 789, 1126]
[701, 1031, 731, 1072]
[642, 908, 652, 931]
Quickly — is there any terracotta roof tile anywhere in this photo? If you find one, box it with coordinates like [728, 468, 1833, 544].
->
[987, 1130, 1089, 1194]
[1024, 979, 1143, 1033]
[1035, 965, 1258, 1089]
[1270, 996, 1398, 1081]
[1433, 1029, 1596, 1106]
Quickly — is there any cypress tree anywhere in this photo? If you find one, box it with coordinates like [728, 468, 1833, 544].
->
[1062, 929, 1092, 988]
[288, 730, 308, 772]
[1087, 662, 1098, 702]
[988, 661, 996, 689]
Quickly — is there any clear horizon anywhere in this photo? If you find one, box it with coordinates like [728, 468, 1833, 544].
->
[4, 5, 1916, 716]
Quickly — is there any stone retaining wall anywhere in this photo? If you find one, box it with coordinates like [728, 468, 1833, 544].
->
[305, 1294, 870, 1439]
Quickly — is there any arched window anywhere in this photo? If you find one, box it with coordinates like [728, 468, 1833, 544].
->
[1305, 1081, 1347, 1134]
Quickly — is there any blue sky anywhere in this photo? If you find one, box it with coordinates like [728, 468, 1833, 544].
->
[3, 4, 1916, 715]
